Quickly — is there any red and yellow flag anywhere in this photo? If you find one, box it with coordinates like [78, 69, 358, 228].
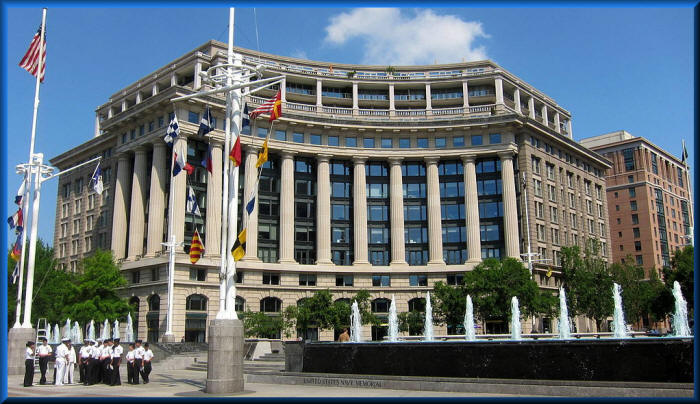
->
[189, 229, 204, 264]
[229, 135, 242, 167]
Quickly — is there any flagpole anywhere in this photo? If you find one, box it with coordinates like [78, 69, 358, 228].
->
[12, 174, 29, 328]
[682, 140, 694, 246]
[162, 136, 179, 340]
[21, 8, 47, 328]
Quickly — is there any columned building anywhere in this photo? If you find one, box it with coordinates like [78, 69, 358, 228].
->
[51, 40, 611, 341]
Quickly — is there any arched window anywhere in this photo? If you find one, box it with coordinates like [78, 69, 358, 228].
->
[186, 294, 207, 311]
[148, 294, 160, 311]
[235, 296, 245, 313]
[260, 297, 282, 313]
[371, 298, 391, 313]
[129, 296, 140, 311]
[408, 298, 426, 312]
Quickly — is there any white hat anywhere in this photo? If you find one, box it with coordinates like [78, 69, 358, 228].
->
[61, 337, 70, 342]
[96, 338, 103, 342]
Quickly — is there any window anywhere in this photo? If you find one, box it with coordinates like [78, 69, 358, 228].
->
[628, 187, 636, 198]
[132, 271, 140, 284]
[636, 255, 643, 266]
[537, 224, 546, 241]
[600, 223, 606, 236]
[535, 201, 544, 219]
[548, 185, 557, 202]
[546, 164, 555, 180]
[188, 111, 199, 124]
[363, 137, 375, 148]
[569, 193, 576, 208]
[263, 272, 280, 285]
[550, 206, 558, 223]
[328, 135, 339, 146]
[235, 271, 244, 283]
[435, 137, 446, 148]
[446, 274, 464, 285]
[586, 200, 593, 215]
[417, 138, 428, 148]
[409, 274, 428, 287]
[148, 295, 160, 311]
[622, 148, 635, 171]
[628, 175, 634, 183]
[489, 133, 501, 144]
[310, 134, 322, 145]
[634, 241, 642, 251]
[151, 268, 160, 281]
[381, 138, 393, 148]
[531, 157, 541, 174]
[336, 274, 354, 286]
[74, 199, 82, 214]
[453, 136, 465, 147]
[631, 214, 639, 224]
[345, 137, 356, 147]
[552, 228, 560, 245]
[399, 138, 411, 148]
[372, 275, 391, 287]
[189, 268, 206, 281]
[630, 201, 638, 211]
[471, 135, 483, 146]
[260, 297, 282, 313]
[293, 132, 304, 143]
[371, 299, 391, 313]
[533, 179, 542, 197]
[299, 273, 316, 286]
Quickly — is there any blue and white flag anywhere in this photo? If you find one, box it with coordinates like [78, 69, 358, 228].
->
[198, 106, 213, 137]
[187, 186, 201, 216]
[90, 162, 104, 195]
[242, 103, 250, 128]
[164, 114, 179, 145]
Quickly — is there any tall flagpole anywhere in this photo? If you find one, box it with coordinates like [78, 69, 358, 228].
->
[682, 140, 694, 246]
[12, 174, 29, 328]
[161, 137, 180, 340]
[21, 8, 47, 328]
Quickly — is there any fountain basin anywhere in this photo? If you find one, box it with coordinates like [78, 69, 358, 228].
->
[286, 338, 693, 382]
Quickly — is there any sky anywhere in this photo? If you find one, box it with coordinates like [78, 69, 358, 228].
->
[2, 6, 695, 247]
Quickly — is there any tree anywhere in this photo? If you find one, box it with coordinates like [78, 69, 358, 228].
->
[460, 258, 556, 327]
[663, 245, 694, 314]
[397, 311, 423, 335]
[560, 240, 614, 330]
[242, 310, 287, 339]
[7, 239, 77, 328]
[609, 258, 665, 326]
[63, 249, 131, 325]
[283, 290, 336, 338]
[351, 289, 379, 326]
[431, 281, 466, 332]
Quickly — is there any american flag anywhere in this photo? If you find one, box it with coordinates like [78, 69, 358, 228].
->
[249, 91, 282, 122]
[19, 27, 47, 82]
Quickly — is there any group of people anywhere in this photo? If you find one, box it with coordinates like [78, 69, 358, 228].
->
[24, 337, 154, 387]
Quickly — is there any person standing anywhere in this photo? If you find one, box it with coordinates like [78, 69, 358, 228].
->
[79, 339, 92, 385]
[24, 341, 35, 387]
[54, 338, 70, 386]
[36, 337, 52, 385]
[64, 340, 76, 384]
[101, 338, 113, 384]
[110, 338, 123, 386]
[141, 343, 154, 384]
[89, 338, 102, 385]
[133, 340, 144, 384]
[125, 344, 136, 385]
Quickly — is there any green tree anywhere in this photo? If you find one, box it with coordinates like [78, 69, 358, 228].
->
[663, 245, 694, 313]
[431, 281, 466, 332]
[283, 290, 337, 338]
[7, 239, 77, 328]
[560, 240, 614, 330]
[609, 258, 665, 325]
[242, 310, 287, 338]
[351, 289, 379, 326]
[462, 258, 556, 326]
[63, 249, 131, 325]
[397, 311, 423, 335]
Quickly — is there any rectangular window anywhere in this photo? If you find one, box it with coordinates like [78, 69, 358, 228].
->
[409, 274, 428, 287]
[630, 201, 638, 211]
[471, 135, 483, 146]
[372, 275, 391, 287]
[550, 206, 558, 223]
[345, 136, 357, 147]
[381, 138, 393, 148]
[336, 274, 354, 287]
[489, 133, 501, 144]
[628, 187, 636, 198]
[132, 271, 140, 284]
[299, 273, 317, 286]
[262, 272, 280, 285]
[622, 148, 635, 171]
[293, 132, 304, 143]
[417, 138, 428, 148]
[533, 179, 542, 197]
[151, 268, 160, 281]
[310, 134, 322, 145]
[399, 138, 411, 148]
[328, 135, 339, 146]
[364, 137, 375, 148]
[189, 268, 206, 281]
[275, 130, 287, 141]
[446, 274, 464, 285]
[188, 111, 199, 123]
[634, 241, 642, 251]
[453, 136, 465, 147]
[435, 137, 446, 148]
[257, 127, 268, 138]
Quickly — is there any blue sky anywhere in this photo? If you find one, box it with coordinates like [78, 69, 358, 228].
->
[3, 6, 695, 247]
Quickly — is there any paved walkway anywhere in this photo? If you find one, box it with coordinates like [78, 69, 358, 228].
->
[7, 370, 525, 397]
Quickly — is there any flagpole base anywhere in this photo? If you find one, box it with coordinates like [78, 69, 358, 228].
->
[8, 327, 36, 375]
[206, 319, 244, 394]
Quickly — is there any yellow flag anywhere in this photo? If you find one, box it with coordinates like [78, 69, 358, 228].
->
[231, 228, 247, 261]
[546, 268, 553, 278]
[256, 139, 268, 168]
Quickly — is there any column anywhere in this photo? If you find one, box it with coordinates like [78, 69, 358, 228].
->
[152, 82, 159, 96]
[528, 97, 535, 119]
[316, 79, 323, 107]
[462, 155, 482, 263]
[388, 84, 395, 116]
[462, 80, 470, 109]
[352, 82, 359, 114]
[495, 78, 504, 105]
[135, 91, 142, 105]
[513, 88, 521, 114]
[146, 142, 168, 256]
[541, 104, 548, 126]
[194, 61, 202, 90]
[172, 137, 188, 252]
[128, 148, 149, 259]
[278, 151, 296, 263]
[554, 112, 561, 133]
[567, 119, 573, 138]
[389, 157, 407, 265]
[108, 106, 114, 119]
[240, 146, 259, 261]
[111, 154, 132, 260]
[499, 151, 520, 258]
[353, 157, 369, 264]
[425, 83, 432, 111]
[170, 72, 178, 87]
[316, 155, 332, 264]
[281, 76, 287, 102]
[94, 113, 101, 137]
[425, 157, 445, 265]
[206, 142, 223, 256]
[121, 99, 127, 113]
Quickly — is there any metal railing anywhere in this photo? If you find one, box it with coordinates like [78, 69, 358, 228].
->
[385, 331, 649, 341]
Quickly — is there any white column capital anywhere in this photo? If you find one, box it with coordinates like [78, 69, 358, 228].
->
[316, 153, 332, 163]
[388, 156, 403, 166]
[460, 154, 477, 164]
[424, 156, 440, 165]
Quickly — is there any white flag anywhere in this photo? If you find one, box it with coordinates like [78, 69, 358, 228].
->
[187, 186, 201, 216]
[90, 163, 104, 195]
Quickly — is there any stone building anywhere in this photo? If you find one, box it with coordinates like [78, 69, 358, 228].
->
[50, 40, 611, 342]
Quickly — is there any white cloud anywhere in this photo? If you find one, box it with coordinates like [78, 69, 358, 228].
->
[324, 8, 488, 65]
[291, 49, 308, 60]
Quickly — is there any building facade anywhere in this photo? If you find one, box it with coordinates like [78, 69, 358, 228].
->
[51, 40, 611, 342]
[580, 131, 693, 274]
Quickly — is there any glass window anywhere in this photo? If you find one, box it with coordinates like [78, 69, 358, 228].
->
[435, 137, 446, 148]
[299, 273, 317, 286]
[262, 272, 280, 285]
[453, 136, 465, 147]
[489, 133, 501, 144]
[471, 135, 483, 146]
[335, 274, 354, 286]
[364, 137, 375, 148]
[417, 138, 428, 148]
[257, 127, 268, 138]
[409, 274, 428, 287]
[372, 275, 391, 287]
[328, 136, 339, 146]
[188, 111, 199, 123]
[275, 130, 287, 141]
[310, 134, 322, 145]
[381, 138, 392, 148]
[345, 137, 357, 147]
[399, 138, 411, 148]
[293, 132, 304, 143]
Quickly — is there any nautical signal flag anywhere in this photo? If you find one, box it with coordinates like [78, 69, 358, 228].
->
[187, 186, 201, 216]
[682, 140, 688, 164]
[164, 114, 179, 145]
[11, 261, 19, 285]
[245, 196, 255, 215]
[242, 103, 250, 128]
[173, 151, 194, 176]
[201, 144, 213, 174]
[15, 180, 26, 205]
[189, 230, 204, 264]
[249, 91, 282, 122]
[256, 139, 268, 168]
[90, 162, 104, 195]
[7, 208, 23, 232]
[231, 228, 247, 261]
[546, 268, 553, 278]
[229, 135, 242, 167]
[198, 106, 213, 137]
[19, 26, 46, 82]
[10, 232, 22, 261]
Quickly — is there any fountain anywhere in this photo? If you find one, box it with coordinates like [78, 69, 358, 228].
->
[423, 291, 434, 341]
[350, 301, 362, 342]
[63, 318, 72, 341]
[45, 323, 52, 343]
[510, 296, 521, 340]
[52, 324, 60, 343]
[464, 295, 476, 341]
[387, 295, 398, 342]
[113, 320, 120, 339]
[558, 287, 571, 339]
[72, 321, 82, 343]
[612, 283, 629, 338]
[87, 319, 95, 341]
[125, 313, 134, 342]
[672, 281, 691, 337]
[101, 319, 111, 341]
